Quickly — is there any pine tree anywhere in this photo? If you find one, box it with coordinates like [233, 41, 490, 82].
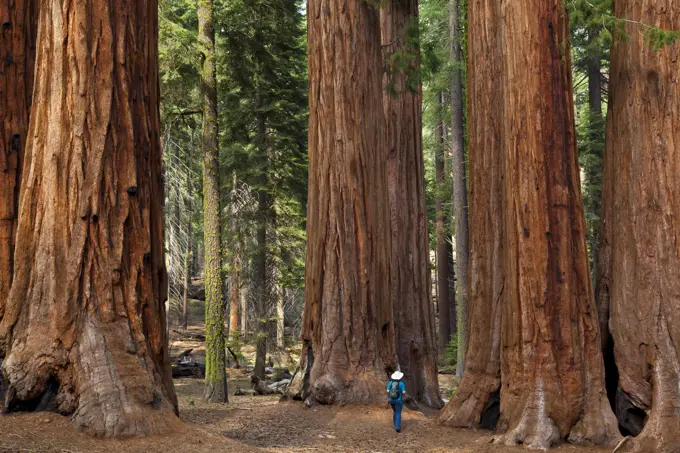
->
[199, 0, 228, 403]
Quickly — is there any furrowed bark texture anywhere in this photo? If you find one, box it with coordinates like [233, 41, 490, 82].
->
[438, 0, 503, 428]
[434, 95, 451, 354]
[449, 0, 469, 381]
[299, 0, 396, 405]
[381, 0, 442, 409]
[199, 0, 227, 403]
[600, 4, 680, 451]
[0, 0, 36, 319]
[0, 0, 179, 437]
[495, 0, 619, 448]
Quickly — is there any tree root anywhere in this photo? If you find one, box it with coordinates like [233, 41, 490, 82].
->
[612, 436, 631, 453]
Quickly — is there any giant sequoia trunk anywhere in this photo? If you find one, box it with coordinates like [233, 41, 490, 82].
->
[597, 4, 680, 450]
[441, 0, 619, 447]
[495, 0, 618, 447]
[438, 0, 504, 428]
[449, 0, 469, 381]
[292, 0, 395, 405]
[0, 0, 179, 436]
[198, 0, 227, 403]
[381, 0, 442, 409]
[0, 0, 36, 318]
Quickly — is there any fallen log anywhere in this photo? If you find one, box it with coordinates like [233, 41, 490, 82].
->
[268, 379, 291, 390]
[252, 376, 280, 395]
[171, 329, 206, 341]
[172, 361, 206, 378]
[234, 388, 257, 396]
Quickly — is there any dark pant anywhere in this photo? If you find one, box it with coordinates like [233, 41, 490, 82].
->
[389, 401, 403, 431]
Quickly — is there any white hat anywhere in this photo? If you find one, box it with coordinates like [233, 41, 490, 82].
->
[391, 371, 404, 380]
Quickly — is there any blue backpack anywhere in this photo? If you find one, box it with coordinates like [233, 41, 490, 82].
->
[389, 380, 401, 400]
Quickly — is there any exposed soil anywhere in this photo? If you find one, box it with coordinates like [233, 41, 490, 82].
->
[0, 316, 613, 453]
[0, 374, 611, 453]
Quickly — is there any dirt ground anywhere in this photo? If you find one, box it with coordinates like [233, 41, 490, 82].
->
[0, 318, 612, 453]
[0, 375, 612, 453]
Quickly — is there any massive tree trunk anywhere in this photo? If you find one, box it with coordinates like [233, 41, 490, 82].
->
[449, 0, 469, 380]
[495, 0, 618, 447]
[0, 0, 179, 437]
[598, 4, 680, 450]
[292, 0, 395, 405]
[442, 0, 620, 446]
[438, 0, 503, 428]
[434, 94, 451, 355]
[381, 0, 442, 409]
[199, 0, 227, 403]
[0, 0, 36, 319]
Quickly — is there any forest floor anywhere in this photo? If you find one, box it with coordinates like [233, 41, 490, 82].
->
[0, 303, 612, 453]
[0, 376, 612, 453]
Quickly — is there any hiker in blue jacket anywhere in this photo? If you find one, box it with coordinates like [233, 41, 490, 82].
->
[386, 370, 407, 432]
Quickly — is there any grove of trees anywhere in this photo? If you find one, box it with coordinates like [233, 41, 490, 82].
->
[1, 0, 679, 450]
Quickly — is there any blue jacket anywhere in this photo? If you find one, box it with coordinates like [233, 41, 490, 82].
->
[387, 380, 406, 403]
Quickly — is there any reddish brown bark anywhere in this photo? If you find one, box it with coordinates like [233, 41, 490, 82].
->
[292, 0, 395, 405]
[442, 0, 620, 447]
[0, 0, 179, 437]
[598, 4, 680, 451]
[438, 0, 503, 428]
[381, 0, 442, 409]
[495, 0, 618, 447]
[0, 0, 36, 319]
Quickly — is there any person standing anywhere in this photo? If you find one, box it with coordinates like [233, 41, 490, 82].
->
[386, 370, 407, 432]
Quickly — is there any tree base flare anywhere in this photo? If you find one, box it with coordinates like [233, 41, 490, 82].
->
[438, 371, 500, 428]
[287, 342, 391, 406]
[2, 319, 180, 438]
[494, 408, 561, 450]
